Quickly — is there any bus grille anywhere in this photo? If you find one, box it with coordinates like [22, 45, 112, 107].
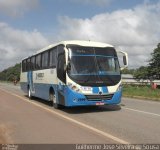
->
[85, 94, 114, 101]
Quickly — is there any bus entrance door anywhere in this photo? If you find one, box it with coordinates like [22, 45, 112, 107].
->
[27, 71, 35, 93]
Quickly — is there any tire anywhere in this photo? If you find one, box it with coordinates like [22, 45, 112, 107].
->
[49, 91, 59, 109]
[49, 91, 63, 109]
[28, 87, 32, 100]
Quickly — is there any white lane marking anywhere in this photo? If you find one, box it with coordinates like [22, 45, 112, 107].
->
[123, 98, 160, 105]
[0, 88, 129, 144]
[124, 107, 160, 117]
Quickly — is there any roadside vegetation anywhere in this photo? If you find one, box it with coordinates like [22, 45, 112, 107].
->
[0, 63, 21, 82]
[123, 85, 160, 101]
[122, 43, 160, 81]
[122, 43, 160, 101]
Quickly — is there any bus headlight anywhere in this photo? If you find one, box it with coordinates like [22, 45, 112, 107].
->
[72, 85, 80, 92]
[68, 83, 80, 92]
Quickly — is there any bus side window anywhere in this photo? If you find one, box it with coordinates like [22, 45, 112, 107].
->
[49, 47, 57, 68]
[35, 54, 41, 70]
[42, 51, 49, 69]
[26, 58, 31, 71]
[57, 45, 64, 56]
[31, 56, 35, 71]
[57, 45, 66, 83]
[22, 60, 26, 72]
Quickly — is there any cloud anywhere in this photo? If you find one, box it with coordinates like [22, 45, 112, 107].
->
[0, 0, 39, 17]
[70, 0, 113, 6]
[58, 1, 160, 68]
[0, 22, 49, 71]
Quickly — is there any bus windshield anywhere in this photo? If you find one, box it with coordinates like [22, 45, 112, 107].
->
[67, 45, 121, 86]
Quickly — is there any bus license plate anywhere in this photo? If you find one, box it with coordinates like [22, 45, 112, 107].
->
[96, 102, 104, 106]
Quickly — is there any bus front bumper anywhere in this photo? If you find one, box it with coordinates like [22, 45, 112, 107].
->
[64, 87, 122, 107]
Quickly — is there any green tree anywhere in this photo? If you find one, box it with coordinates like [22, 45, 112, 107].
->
[148, 43, 160, 79]
[133, 66, 149, 81]
[0, 63, 21, 81]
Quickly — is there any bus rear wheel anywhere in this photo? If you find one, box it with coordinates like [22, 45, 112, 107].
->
[28, 87, 32, 99]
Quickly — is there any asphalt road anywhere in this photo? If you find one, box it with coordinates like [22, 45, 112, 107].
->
[0, 83, 160, 144]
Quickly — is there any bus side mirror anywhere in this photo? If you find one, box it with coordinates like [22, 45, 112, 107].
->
[123, 56, 127, 66]
[117, 50, 128, 70]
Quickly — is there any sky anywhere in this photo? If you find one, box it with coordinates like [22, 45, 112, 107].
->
[0, 0, 160, 71]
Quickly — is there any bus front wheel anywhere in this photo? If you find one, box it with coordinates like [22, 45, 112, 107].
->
[49, 91, 60, 109]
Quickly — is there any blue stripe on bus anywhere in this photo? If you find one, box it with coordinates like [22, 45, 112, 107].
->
[92, 87, 99, 94]
[102, 87, 108, 93]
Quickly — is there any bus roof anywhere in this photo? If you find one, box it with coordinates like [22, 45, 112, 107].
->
[22, 40, 114, 60]
[37, 40, 113, 53]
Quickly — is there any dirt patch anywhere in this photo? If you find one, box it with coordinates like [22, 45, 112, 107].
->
[0, 124, 13, 144]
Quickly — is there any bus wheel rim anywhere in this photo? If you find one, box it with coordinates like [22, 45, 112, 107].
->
[28, 89, 31, 98]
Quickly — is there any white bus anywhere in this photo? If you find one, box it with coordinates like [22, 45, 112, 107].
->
[20, 40, 128, 108]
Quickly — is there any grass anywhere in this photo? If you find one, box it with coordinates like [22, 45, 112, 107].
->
[123, 85, 160, 101]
